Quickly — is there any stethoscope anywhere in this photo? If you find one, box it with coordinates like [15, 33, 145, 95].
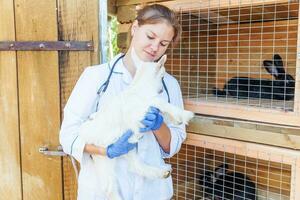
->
[95, 54, 170, 111]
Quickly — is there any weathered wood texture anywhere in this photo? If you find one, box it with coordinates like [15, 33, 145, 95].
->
[57, 0, 99, 199]
[0, 0, 22, 199]
[15, 0, 62, 199]
[117, 5, 138, 23]
[187, 115, 300, 149]
[0, 0, 99, 199]
[109, 0, 117, 15]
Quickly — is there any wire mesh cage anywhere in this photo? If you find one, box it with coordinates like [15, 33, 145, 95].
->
[167, 134, 300, 200]
[165, 0, 300, 126]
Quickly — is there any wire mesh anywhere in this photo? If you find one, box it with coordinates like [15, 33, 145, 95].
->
[167, 142, 293, 200]
[166, 1, 299, 112]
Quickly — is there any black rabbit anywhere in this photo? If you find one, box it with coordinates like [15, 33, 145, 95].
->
[213, 54, 295, 100]
[199, 164, 256, 200]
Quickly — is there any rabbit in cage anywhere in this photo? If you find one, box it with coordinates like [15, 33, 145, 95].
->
[213, 54, 295, 100]
[199, 163, 256, 200]
[78, 50, 194, 200]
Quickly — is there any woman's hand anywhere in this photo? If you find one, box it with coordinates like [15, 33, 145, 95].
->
[140, 106, 163, 132]
[106, 130, 137, 159]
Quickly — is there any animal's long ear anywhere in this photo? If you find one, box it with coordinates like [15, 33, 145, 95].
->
[264, 59, 279, 78]
[158, 55, 167, 66]
[214, 163, 228, 178]
[273, 54, 286, 75]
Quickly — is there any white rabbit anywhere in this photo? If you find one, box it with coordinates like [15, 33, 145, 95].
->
[78, 48, 194, 200]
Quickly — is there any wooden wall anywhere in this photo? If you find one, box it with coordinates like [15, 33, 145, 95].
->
[0, 0, 99, 199]
[58, 0, 99, 199]
[15, 1, 63, 199]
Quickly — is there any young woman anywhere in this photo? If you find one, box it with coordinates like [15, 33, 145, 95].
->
[60, 4, 185, 200]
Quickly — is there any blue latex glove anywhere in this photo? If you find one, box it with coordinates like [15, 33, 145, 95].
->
[140, 106, 163, 132]
[106, 130, 137, 159]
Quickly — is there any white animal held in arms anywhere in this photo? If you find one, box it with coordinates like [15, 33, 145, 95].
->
[79, 50, 194, 200]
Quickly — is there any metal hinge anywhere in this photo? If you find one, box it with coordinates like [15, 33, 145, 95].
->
[0, 41, 93, 51]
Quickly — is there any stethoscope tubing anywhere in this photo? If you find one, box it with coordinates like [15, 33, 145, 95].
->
[96, 54, 170, 111]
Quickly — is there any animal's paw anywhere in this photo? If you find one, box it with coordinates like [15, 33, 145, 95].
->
[147, 167, 172, 179]
[163, 169, 172, 178]
[169, 110, 194, 125]
[159, 164, 172, 179]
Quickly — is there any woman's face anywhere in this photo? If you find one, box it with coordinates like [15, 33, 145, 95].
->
[130, 20, 174, 62]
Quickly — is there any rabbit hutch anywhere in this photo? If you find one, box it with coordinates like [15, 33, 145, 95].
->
[116, 0, 300, 199]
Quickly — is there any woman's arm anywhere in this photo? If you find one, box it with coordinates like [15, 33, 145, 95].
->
[84, 144, 107, 156]
[59, 67, 102, 163]
[156, 75, 187, 158]
[153, 124, 171, 153]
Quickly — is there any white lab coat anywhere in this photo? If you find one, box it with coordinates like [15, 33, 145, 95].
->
[59, 54, 187, 200]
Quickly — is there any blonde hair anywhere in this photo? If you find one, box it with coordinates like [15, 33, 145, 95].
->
[126, 4, 181, 49]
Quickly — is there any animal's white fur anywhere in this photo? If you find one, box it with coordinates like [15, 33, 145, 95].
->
[78, 49, 194, 200]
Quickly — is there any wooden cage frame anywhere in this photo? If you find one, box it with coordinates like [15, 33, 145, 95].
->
[116, 1, 300, 199]
[154, 0, 300, 127]
[169, 133, 300, 199]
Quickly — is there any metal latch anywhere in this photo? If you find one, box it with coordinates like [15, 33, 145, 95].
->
[39, 145, 67, 156]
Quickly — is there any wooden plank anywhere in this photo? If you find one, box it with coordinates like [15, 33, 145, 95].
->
[116, 0, 168, 6]
[58, 2, 80, 199]
[185, 99, 300, 127]
[160, 0, 291, 12]
[292, 157, 300, 200]
[294, 6, 300, 114]
[118, 23, 131, 33]
[14, 1, 63, 199]
[117, 23, 131, 51]
[187, 115, 300, 134]
[108, 0, 117, 15]
[117, 32, 128, 51]
[186, 133, 300, 164]
[0, 1, 22, 199]
[57, 0, 99, 199]
[187, 116, 300, 149]
[117, 5, 137, 23]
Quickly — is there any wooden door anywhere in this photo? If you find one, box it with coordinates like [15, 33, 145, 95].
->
[15, 0, 63, 199]
[1, 0, 99, 199]
[0, 0, 22, 199]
